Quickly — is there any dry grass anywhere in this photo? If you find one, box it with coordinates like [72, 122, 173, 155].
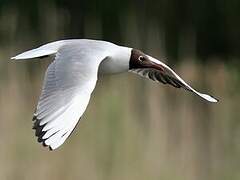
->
[0, 53, 239, 180]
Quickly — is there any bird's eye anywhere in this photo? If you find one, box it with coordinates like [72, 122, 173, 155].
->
[138, 56, 145, 62]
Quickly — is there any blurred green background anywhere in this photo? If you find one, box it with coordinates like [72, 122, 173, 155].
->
[0, 0, 240, 180]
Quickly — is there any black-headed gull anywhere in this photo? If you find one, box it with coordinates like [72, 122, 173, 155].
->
[11, 39, 218, 150]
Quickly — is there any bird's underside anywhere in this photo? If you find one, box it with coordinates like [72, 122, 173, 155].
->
[11, 39, 218, 150]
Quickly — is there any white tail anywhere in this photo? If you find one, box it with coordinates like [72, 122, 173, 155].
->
[11, 40, 66, 60]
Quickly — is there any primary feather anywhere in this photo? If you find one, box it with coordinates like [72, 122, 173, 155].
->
[14, 40, 112, 150]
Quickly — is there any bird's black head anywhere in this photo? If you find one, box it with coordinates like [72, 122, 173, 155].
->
[129, 49, 164, 71]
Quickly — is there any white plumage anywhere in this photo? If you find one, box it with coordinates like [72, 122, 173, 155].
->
[12, 39, 218, 150]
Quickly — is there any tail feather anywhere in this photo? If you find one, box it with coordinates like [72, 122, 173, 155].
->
[11, 40, 66, 60]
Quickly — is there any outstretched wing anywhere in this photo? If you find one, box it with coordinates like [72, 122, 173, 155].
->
[130, 56, 218, 102]
[33, 45, 105, 150]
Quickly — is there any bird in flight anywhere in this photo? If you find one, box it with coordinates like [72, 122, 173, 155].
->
[11, 39, 218, 150]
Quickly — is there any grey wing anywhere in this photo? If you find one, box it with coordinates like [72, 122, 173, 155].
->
[33, 46, 105, 150]
[130, 56, 218, 102]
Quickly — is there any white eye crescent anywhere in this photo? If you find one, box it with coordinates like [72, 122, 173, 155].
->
[138, 56, 145, 61]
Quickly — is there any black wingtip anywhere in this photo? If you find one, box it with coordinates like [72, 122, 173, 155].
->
[32, 115, 49, 149]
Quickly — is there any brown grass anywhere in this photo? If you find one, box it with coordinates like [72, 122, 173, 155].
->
[0, 54, 239, 180]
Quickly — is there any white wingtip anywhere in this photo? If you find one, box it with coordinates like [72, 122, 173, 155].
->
[11, 49, 56, 60]
[146, 56, 219, 103]
[11, 40, 66, 60]
[197, 93, 219, 103]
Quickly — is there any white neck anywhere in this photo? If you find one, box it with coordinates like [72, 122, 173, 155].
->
[98, 45, 132, 74]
